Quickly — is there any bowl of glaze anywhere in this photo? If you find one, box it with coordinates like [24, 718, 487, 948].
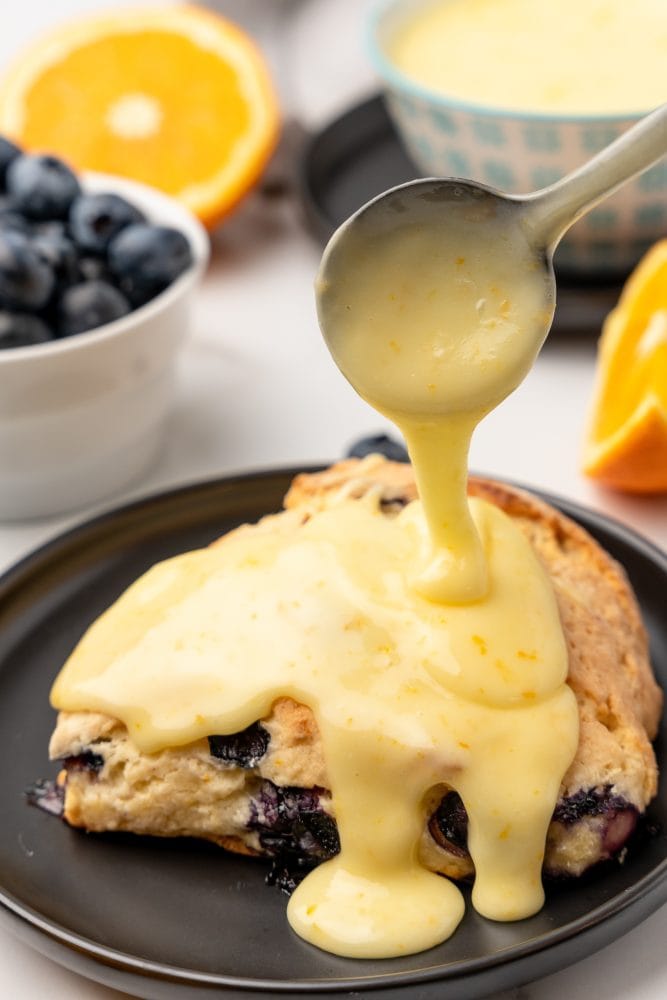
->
[0, 172, 209, 520]
[368, 0, 667, 276]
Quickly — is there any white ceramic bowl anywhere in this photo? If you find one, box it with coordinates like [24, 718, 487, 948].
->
[368, 0, 667, 276]
[0, 172, 209, 520]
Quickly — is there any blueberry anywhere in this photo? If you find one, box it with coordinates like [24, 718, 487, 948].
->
[78, 255, 111, 283]
[0, 231, 54, 309]
[248, 781, 340, 865]
[0, 196, 31, 235]
[0, 310, 53, 349]
[208, 722, 270, 769]
[428, 791, 470, 857]
[0, 135, 21, 189]
[552, 786, 633, 826]
[58, 280, 131, 336]
[69, 192, 146, 253]
[0, 212, 31, 236]
[33, 231, 81, 287]
[25, 779, 64, 817]
[64, 750, 105, 774]
[6, 153, 81, 220]
[427, 785, 642, 878]
[346, 433, 409, 462]
[32, 220, 67, 241]
[108, 223, 193, 306]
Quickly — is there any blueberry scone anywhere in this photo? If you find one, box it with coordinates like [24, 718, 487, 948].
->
[40, 456, 662, 889]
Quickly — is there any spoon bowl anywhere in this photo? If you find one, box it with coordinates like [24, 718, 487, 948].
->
[317, 177, 555, 418]
[317, 104, 666, 418]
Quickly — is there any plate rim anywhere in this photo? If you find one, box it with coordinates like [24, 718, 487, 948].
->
[0, 466, 666, 993]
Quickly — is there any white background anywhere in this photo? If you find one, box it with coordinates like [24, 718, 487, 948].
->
[0, 1, 665, 997]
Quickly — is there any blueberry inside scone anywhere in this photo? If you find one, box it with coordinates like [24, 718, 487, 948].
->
[38, 457, 662, 890]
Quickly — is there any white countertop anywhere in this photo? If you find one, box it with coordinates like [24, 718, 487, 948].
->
[0, 1, 666, 997]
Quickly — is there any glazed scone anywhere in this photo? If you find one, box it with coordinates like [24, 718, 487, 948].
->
[44, 457, 662, 886]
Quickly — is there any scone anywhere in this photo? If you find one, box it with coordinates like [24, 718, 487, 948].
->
[38, 457, 662, 889]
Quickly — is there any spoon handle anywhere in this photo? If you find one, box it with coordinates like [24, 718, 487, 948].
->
[522, 103, 667, 250]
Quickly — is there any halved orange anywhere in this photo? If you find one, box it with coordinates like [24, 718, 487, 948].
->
[0, 5, 279, 228]
[582, 240, 667, 494]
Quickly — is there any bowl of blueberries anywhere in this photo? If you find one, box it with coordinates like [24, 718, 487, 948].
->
[0, 135, 209, 520]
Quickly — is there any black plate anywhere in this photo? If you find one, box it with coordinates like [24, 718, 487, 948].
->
[298, 95, 626, 336]
[0, 469, 666, 1000]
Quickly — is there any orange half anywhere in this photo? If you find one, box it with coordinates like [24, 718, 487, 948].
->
[582, 240, 667, 494]
[0, 5, 280, 228]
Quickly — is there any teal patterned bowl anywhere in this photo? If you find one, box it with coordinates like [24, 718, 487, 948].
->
[368, 0, 667, 276]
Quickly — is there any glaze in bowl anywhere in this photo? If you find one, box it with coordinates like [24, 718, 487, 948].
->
[368, 0, 667, 276]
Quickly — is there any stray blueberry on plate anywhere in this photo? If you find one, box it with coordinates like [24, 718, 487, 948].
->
[0, 135, 21, 188]
[108, 223, 194, 306]
[0, 310, 53, 349]
[6, 153, 81, 220]
[25, 778, 65, 818]
[0, 231, 55, 310]
[346, 433, 409, 462]
[69, 192, 146, 253]
[58, 280, 131, 337]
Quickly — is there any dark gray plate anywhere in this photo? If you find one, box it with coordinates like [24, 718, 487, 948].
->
[0, 469, 665, 1000]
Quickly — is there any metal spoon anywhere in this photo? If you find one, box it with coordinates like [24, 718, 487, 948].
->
[316, 102, 667, 403]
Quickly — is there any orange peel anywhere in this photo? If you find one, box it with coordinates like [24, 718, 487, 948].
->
[582, 240, 667, 494]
